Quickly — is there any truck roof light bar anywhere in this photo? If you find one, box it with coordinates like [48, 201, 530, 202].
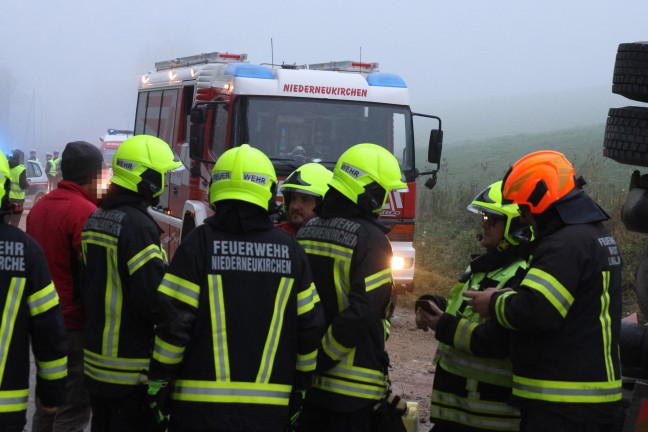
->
[308, 60, 379, 73]
[107, 129, 134, 135]
[367, 73, 407, 88]
[225, 64, 274, 79]
[155, 52, 248, 71]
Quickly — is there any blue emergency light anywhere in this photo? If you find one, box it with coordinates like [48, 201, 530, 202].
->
[225, 63, 274, 79]
[366, 73, 407, 88]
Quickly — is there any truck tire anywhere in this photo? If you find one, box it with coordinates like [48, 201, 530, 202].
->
[635, 247, 648, 319]
[603, 106, 648, 166]
[613, 42, 648, 103]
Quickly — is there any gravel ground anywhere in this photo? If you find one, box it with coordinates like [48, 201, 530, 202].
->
[387, 299, 438, 432]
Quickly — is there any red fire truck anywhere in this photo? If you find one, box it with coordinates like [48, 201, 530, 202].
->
[99, 128, 133, 179]
[134, 52, 442, 293]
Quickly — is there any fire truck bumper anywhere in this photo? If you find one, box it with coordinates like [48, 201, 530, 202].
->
[391, 241, 415, 294]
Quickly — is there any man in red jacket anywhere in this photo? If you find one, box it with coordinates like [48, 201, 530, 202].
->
[27, 141, 104, 432]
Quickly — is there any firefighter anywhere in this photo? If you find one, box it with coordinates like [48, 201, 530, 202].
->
[277, 162, 333, 235]
[81, 135, 181, 432]
[296, 143, 409, 432]
[0, 151, 68, 432]
[466, 151, 622, 432]
[146, 144, 324, 432]
[7, 149, 28, 227]
[27, 141, 104, 432]
[415, 180, 533, 432]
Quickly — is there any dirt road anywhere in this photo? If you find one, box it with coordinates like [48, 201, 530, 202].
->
[387, 298, 438, 431]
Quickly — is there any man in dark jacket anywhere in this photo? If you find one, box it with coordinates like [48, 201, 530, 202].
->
[0, 151, 68, 432]
[147, 144, 324, 432]
[296, 143, 409, 432]
[27, 141, 104, 432]
[467, 151, 622, 432]
[81, 135, 181, 432]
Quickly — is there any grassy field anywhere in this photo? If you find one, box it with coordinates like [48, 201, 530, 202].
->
[410, 123, 648, 318]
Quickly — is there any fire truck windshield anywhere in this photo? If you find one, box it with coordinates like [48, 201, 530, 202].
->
[233, 96, 414, 173]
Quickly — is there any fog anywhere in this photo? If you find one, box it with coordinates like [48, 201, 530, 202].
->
[1, 0, 646, 155]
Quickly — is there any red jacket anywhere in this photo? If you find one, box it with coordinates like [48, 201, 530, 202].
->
[27, 180, 98, 330]
[276, 221, 299, 236]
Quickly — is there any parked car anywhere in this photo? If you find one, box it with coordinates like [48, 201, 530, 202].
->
[24, 159, 48, 209]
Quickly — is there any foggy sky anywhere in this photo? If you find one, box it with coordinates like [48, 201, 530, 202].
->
[1, 0, 646, 155]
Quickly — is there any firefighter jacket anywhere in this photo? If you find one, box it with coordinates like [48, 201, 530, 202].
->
[9, 165, 26, 200]
[296, 189, 394, 413]
[489, 216, 622, 422]
[148, 202, 324, 431]
[432, 245, 530, 432]
[0, 221, 68, 414]
[26, 180, 98, 330]
[81, 188, 167, 398]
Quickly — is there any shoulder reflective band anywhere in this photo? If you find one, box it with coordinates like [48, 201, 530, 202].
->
[299, 240, 353, 260]
[297, 283, 319, 316]
[28, 282, 59, 316]
[523, 268, 574, 318]
[364, 268, 392, 293]
[159, 273, 200, 309]
[128, 244, 164, 275]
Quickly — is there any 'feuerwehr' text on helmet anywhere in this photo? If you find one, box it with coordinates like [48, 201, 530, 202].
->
[468, 180, 530, 246]
[209, 144, 277, 210]
[329, 143, 407, 214]
[111, 135, 182, 198]
[502, 150, 576, 214]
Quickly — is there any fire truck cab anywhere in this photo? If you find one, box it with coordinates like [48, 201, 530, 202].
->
[100, 128, 132, 166]
[134, 52, 442, 293]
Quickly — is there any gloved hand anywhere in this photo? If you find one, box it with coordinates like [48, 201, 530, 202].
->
[373, 390, 408, 417]
[286, 389, 306, 431]
[147, 379, 170, 432]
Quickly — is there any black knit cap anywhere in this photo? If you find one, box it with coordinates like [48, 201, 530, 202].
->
[61, 141, 104, 185]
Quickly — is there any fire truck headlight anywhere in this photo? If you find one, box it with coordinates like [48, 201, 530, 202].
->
[392, 256, 413, 270]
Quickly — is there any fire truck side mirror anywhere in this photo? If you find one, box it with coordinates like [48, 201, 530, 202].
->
[189, 106, 208, 160]
[428, 129, 443, 166]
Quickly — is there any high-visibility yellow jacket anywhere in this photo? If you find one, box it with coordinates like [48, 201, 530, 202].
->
[432, 246, 530, 431]
[148, 207, 324, 431]
[0, 222, 68, 416]
[9, 165, 26, 200]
